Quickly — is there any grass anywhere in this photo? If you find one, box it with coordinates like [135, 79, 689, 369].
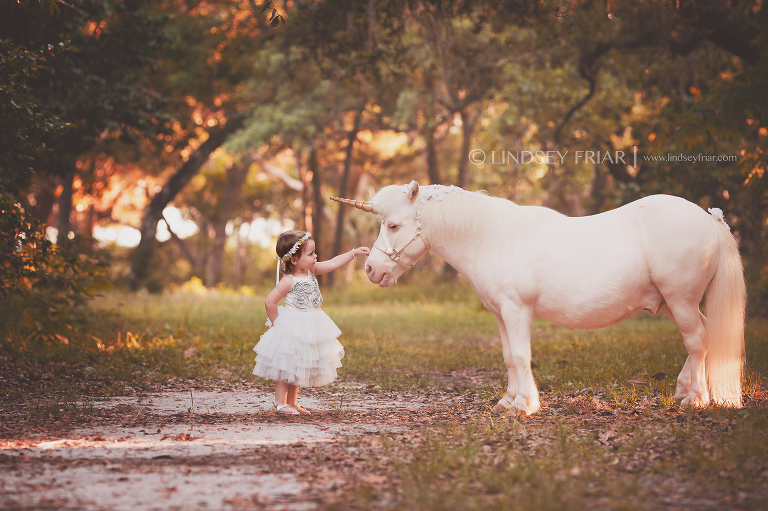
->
[4, 277, 766, 399]
[25, 378, 96, 424]
[2, 279, 767, 509]
[377, 406, 768, 510]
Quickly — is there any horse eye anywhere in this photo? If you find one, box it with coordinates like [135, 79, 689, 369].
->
[388, 224, 398, 231]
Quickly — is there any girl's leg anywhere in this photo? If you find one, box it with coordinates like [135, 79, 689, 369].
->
[273, 381, 298, 414]
[275, 380, 291, 404]
[287, 384, 311, 414]
[286, 384, 299, 405]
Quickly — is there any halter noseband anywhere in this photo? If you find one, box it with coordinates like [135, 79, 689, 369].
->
[372, 217, 431, 270]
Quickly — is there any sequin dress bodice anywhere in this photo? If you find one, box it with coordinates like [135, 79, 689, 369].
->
[284, 272, 323, 310]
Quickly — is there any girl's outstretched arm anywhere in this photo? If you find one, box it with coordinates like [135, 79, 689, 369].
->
[313, 247, 370, 275]
[265, 276, 294, 326]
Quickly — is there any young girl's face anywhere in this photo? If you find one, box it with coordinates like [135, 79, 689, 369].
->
[291, 239, 317, 272]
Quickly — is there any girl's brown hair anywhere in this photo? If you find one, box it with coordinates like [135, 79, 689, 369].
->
[276, 230, 312, 275]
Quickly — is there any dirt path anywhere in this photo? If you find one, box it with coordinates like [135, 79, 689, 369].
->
[0, 379, 486, 510]
[3, 371, 767, 510]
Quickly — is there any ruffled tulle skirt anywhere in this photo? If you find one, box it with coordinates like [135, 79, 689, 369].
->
[252, 306, 344, 387]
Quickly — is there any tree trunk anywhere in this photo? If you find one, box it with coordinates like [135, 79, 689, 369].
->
[446, 109, 478, 282]
[29, 177, 58, 225]
[56, 170, 74, 246]
[328, 110, 361, 287]
[85, 203, 95, 237]
[426, 129, 441, 184]
[309, 147, 324, 283]
[589, 164, 609, 215]
[235, 219, 250, 282]
[204, 162, 250, 287]
[130, 115, 244, 286]
[458, 109, 475, 189]
[367, 0, 378, 53]
[297, 150, 313, 232]
[162, 213, 201, 271]
[204, 217, 228, 288]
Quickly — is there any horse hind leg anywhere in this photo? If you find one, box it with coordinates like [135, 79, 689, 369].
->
[674, 356, 692, 404]
[492, 316, 519, 413]
[662, 303, 710, 407]
[661, 305, 691, 401]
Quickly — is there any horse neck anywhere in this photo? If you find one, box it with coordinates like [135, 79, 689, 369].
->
[420, 195, 520, 280]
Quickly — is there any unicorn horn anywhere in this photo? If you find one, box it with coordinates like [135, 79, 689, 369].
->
[330, 196, 377, 213]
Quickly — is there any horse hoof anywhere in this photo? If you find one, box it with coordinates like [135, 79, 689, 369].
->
[680, 395, 709, 407]
[500, 397, 540, 416]
[492, 403, 508, 413]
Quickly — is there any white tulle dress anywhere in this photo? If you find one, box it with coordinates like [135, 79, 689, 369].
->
[252, 272, 344, 387]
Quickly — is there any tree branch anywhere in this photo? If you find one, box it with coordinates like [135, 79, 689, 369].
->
[553, 43, 611, 144]
[130, 113, 245, 284]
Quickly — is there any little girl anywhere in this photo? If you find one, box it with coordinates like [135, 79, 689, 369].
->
[253, 230, 370, 415]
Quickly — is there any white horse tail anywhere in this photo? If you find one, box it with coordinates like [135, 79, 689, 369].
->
[705, 219, 747, 407]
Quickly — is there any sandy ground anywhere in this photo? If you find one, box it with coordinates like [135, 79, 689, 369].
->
[5, 370, 766, 510]
[0, 379, 487, 510]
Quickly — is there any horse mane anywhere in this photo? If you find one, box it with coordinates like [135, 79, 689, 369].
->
[371, 184, 534, 243]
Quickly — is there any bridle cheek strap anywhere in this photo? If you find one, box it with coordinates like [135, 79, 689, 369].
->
[373, 219, 431, 270]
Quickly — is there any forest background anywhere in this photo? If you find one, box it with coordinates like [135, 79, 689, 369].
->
[1, 0, 767, 345]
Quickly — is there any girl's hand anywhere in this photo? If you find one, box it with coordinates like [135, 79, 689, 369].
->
[314, 247, 370, 275]
[353, 247, 370, 258]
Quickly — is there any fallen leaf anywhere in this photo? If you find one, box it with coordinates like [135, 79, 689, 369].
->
[597, 430, 617, 444]
[362, 475, 388, 484]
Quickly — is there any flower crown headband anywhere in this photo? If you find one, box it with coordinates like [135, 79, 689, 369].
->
[274, 232, 311, 285]
[281, 232, 311, 262]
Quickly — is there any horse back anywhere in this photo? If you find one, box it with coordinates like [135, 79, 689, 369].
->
[505, 195, 719, 327]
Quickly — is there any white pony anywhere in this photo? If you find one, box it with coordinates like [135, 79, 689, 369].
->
[331, 181, 746, 415]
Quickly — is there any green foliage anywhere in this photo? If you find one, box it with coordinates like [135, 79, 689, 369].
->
[0, 39, 72, 187]
[0, 0, 174, 179]
[0, 192, 113, 345]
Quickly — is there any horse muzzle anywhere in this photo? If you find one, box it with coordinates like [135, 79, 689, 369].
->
[364, 257, 398, 287]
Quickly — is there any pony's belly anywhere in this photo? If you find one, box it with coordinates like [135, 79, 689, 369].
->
[533, 284, 664, 329]
[538, 306, 637, 329]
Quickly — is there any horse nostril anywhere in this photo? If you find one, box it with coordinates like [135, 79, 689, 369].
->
[365, 265, 372, 274]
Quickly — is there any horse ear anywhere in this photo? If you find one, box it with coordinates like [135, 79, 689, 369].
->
[406, 180, 420, 204]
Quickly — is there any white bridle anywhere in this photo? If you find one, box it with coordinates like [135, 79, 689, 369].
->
[372, 217, 431, 270]
[328, 195, 431, 270]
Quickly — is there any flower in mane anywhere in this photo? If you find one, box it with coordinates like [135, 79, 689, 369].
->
[401, 184, 468, 204]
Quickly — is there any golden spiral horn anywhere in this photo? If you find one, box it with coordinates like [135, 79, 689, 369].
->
[330, 196, 377, 213]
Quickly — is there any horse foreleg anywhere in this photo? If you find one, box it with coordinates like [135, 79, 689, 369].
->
[498, 306, 539, 416]
[492, 316, 519, 413]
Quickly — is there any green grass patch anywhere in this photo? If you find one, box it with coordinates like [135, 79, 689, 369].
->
[374, 403, 768, 511]
[3, 281, 766, 400]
